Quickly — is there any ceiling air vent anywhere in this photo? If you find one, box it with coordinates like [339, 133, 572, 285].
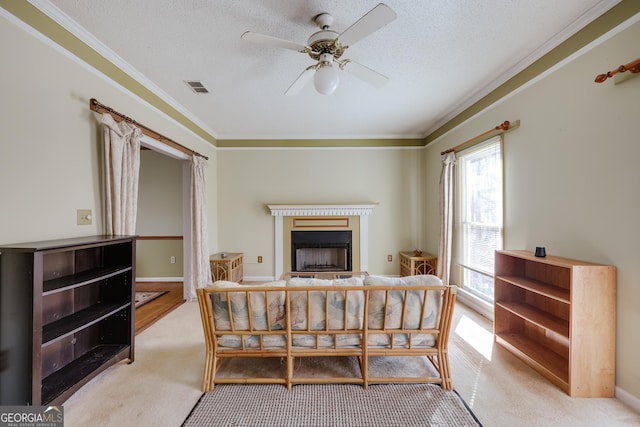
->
[184, 80, 209, 94]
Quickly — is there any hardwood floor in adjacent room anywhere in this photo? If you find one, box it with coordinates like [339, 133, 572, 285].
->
[135, 282, 185, 334]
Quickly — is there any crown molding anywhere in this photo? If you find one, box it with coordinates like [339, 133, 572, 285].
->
[422, 0, 627, 141]
[25, 0, 219, 143]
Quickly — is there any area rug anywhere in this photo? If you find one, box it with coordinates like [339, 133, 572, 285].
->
[182, 383, 481, 427]
[134, 291, 167, 308]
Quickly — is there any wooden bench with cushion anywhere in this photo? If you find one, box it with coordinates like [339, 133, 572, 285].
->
[196, 274, 457, 391]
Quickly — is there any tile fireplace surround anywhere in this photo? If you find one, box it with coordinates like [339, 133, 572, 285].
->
[268, 204, 376, 279]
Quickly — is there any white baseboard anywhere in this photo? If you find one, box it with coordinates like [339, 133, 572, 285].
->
[456, 287, 494, 321]
[136, 277, 184, 282]
[615, 386, 640, 414]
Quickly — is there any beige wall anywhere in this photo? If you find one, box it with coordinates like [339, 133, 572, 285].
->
[136, 151, 184, 277]
[0, 13, 218, 256]
[216, 147, 424, 278]
[2, 3, 639, 402]
[137, 150, 183, 236]
[423, 20, 640, 398]
[136, 239, 184, 277]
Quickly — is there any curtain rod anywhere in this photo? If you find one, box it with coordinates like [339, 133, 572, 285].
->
[440, 120, 519, 156]
[594, 57, 640, 83]
[89, 98, 208, 160]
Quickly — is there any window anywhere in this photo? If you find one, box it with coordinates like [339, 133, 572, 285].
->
[457, 136, 503, 302]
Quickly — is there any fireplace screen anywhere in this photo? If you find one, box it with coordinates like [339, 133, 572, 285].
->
[291, 231, 352, 272]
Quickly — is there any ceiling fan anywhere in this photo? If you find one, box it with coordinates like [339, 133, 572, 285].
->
[241, 3, 397, 95]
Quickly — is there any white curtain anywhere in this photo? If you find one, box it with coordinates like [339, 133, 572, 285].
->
[437, 152, 456, 286]
[101, 113, 141, 235]
[190, 155, 213, 299]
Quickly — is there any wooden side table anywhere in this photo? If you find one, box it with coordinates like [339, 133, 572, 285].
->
[210, 252, 244, 282]
[399, 251, 438, 276]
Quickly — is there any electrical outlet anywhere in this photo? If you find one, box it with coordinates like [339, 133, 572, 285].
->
[258, 256, 263, 263]
[387, 254, 393, 262]
[170, 256, 176, 264]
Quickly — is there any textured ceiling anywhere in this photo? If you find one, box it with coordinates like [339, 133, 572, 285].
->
[39, 0, 618, 142]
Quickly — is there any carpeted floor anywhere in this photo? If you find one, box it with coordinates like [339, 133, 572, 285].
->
[61, 301, 640, 427]
[182, 383, 481, 427]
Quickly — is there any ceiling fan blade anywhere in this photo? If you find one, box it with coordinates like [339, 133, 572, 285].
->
[285, 66, 316, 96]
[341, 60, 388, 88]
[241, 31, 308, 53]
[336, 3, 397, 47]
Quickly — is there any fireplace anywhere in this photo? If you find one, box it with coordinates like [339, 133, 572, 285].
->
[291, 231, 352, 272]
[268, 204, 376, 279]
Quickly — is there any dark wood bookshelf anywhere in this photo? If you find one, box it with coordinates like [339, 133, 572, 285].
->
[41, 345, 129, 405]
[0, 235, 136, 405]
[43, 266, 132, 294]
[42, 302, 130, 344]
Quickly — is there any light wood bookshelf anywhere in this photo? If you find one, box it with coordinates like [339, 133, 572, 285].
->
[494, 250, 616, 397]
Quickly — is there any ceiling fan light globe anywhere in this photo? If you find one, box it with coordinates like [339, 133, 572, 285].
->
[314, 63, 339, 95]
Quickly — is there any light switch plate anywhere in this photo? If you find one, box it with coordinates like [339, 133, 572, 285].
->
[77, 209, 92, 225]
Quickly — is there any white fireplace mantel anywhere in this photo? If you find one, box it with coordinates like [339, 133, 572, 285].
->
[267, 204, 376, 217]
[268, 204, 377, 278]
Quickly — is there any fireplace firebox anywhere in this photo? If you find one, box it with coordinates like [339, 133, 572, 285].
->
[291, 231, 352, 272]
